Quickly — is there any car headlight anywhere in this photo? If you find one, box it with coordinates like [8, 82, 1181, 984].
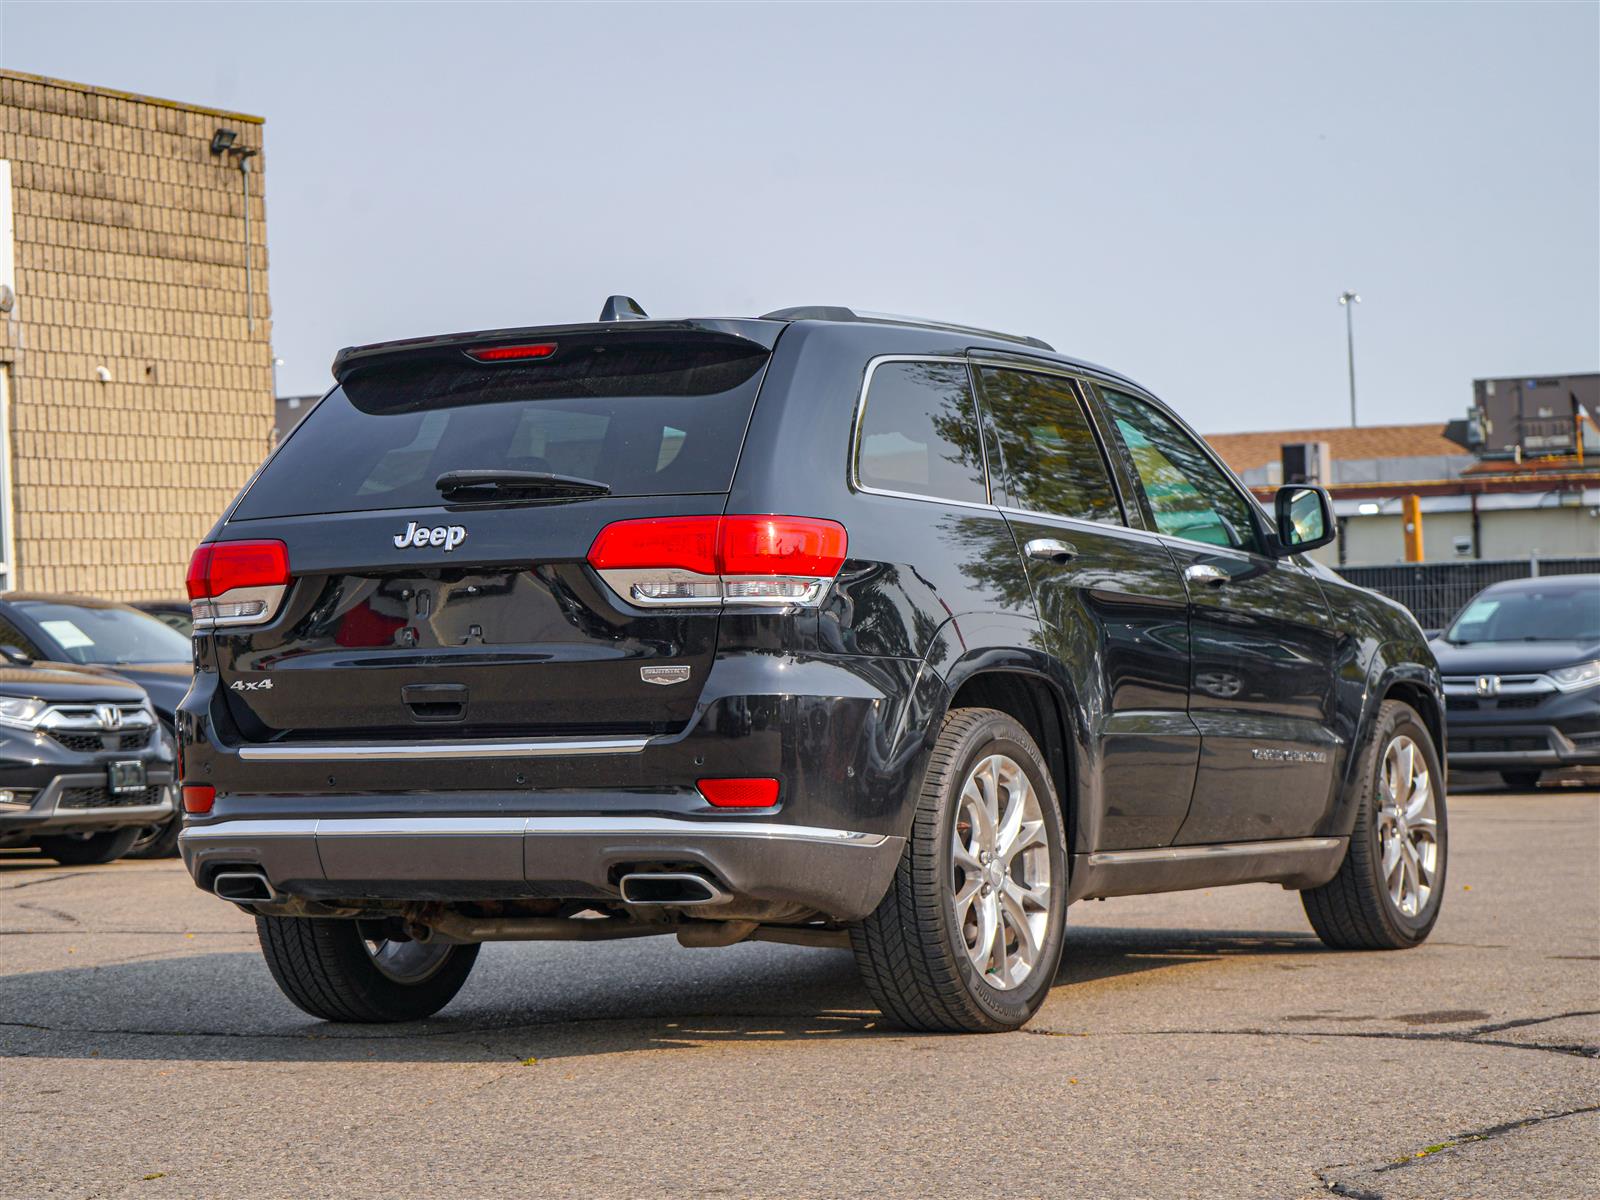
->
[1548, 660, 1600, 693]
[0, 696, 47, 730]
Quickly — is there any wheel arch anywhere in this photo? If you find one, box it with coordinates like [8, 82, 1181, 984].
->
[939, 657, 1083, 860]
[1327, 651, 1445, 839]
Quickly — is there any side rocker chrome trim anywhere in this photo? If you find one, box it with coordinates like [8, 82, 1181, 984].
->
[1086, 837, 1342, 868]
[236, 736, 654, 762]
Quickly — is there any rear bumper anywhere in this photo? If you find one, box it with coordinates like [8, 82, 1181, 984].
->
[180, 814, 904, 921]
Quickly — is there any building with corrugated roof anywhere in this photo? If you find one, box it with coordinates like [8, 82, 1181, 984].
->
[1207, 398, 1600, 566]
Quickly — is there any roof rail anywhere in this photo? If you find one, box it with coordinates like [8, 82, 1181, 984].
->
[759, 305, 1053, 352]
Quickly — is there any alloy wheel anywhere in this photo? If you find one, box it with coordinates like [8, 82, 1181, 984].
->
[951, 753, 1052, 989]
[361, 933, 456, 985]
[1376, 734, 1440, 918]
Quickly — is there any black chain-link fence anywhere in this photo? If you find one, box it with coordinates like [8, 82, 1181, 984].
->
[1337, 557, 1600, 630]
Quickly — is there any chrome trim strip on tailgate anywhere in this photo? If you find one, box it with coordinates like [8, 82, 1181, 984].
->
[236, 736, 654, 762]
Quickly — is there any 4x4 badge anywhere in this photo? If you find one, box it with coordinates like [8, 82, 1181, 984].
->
[640, 666, 691, 686]
[230, 679, 273, 692]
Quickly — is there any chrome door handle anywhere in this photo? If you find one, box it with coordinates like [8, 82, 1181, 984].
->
[1183, 563, 1229, 587]
[1024, 538, 1078, 565]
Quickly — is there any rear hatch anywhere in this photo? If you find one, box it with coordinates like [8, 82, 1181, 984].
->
[207, 322, 779, 741]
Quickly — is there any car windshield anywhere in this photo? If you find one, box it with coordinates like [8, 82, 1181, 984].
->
[1445, 585, 1600, 644]
[14, 601, 192, 665]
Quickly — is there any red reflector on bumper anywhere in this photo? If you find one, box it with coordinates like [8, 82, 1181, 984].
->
[696, 777, 779, 808]
[182, 785, 216, 815]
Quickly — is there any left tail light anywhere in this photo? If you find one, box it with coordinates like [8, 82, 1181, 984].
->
[587, 515, 847, 608]
[186, 539, 291, 629]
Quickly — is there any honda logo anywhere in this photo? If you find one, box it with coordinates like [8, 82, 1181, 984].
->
[1475, 675, 1501, 697]
[95, 704, 123, 729]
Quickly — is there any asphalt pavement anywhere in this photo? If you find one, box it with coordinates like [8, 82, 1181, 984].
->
[2, 783, 1596, 1199]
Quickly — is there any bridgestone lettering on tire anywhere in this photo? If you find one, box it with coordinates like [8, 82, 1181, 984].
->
[850, 707, 1068, 1033]
[1301, 700, 1448, 951]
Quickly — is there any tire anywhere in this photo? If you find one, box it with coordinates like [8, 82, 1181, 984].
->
[33, 827, 141, 866]
[125, 803, 181, 859]
[127, 725, 182, 859]
[1499, 770, 1541, 791]
[850, 707, 1068, 1033]
[256, 914, 480, 1023]
[1302, 700, 1447, 950]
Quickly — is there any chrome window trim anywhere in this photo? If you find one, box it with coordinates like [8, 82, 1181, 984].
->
[849, 354, 996, 510]
[236, 735, 655, 762]
[996, 505, 1153, 542]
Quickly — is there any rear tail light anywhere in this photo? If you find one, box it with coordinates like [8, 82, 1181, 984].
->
[588, 515, 847, 608]
[186, 540, 291, 629]
[181, 784, 216, 815]
[697, 778, 780, 808]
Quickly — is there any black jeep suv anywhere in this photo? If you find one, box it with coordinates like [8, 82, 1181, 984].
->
[179, 301, 1446, 1032]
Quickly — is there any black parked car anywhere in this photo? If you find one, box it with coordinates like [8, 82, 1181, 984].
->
[178, 301, 1445, 1031]
[0, 594, 193, 856]
[131, 599, 194, 638]
[1431, 574, 1600, 789]
[0, 665, 175, 864]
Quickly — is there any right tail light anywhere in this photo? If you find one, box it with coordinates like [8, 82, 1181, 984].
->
[587, 515, 847, 608]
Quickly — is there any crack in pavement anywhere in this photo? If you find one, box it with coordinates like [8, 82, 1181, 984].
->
[1317, 1103, 1600, 1199]
[0, 874, 73, 893]
[3, 1012, 1597, 1056]
[1025, 1022, 1600, 1059]
[14, 901, 80, 926]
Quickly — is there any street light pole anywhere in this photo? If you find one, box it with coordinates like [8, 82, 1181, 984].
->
[1339, 290, 1360, 427]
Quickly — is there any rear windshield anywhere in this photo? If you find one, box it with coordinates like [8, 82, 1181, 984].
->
[235, 336, 769, 519]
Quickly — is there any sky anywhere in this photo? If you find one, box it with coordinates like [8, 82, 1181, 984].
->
[1, 1, 1596, 433]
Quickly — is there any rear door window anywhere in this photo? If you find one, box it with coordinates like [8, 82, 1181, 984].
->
[975, 367, 1122, 524]
[235, 336, 770, 519]
[855, 360, 987, 504]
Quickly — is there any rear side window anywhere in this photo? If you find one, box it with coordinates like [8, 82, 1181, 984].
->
[235, 336, 769, 519]
[855, 360, 987, 504]
[975, 368, 1121, 525]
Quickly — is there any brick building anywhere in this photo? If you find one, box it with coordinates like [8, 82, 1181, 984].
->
[0, 69, 273, 598]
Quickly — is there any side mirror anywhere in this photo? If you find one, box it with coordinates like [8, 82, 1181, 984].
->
[0, 644, 34, 666]
[1273, 485, 1336, 556]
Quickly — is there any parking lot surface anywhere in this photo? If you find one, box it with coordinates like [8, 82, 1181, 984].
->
[2, 785, 1596, 1199]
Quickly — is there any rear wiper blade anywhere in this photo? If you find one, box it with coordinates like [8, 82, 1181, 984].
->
[435, 470, 611, 498]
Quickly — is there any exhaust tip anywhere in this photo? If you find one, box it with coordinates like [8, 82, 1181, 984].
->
[618, 872, 729, 907]
[212, 870, 279, 904]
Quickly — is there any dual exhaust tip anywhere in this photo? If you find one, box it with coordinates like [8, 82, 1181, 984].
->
[214, 869, 729, 908]
[211, 870, 280, 904]
[617, 871, 729, 907]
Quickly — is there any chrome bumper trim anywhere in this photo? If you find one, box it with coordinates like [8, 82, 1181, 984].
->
[236, 736, 654, 762]
[185, 815, 890, 847]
